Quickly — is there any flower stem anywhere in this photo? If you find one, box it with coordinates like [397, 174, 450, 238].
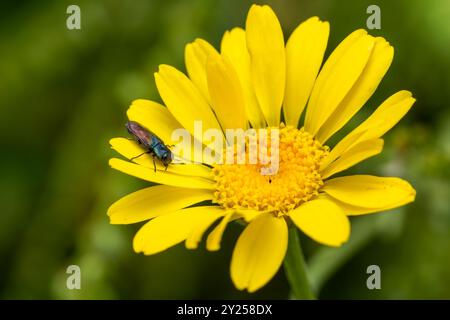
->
[283, 227, 316, 300]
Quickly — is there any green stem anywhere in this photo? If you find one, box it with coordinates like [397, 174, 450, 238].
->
[283, 227, 316, 300]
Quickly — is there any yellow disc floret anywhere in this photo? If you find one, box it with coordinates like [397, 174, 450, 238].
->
[212, 125, 329, 214]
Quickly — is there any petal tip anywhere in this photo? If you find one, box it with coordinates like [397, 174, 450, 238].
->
[157, 64, 173, 74]
[108, 158, 117, 167]
[109, 138, 118, 147]
[184, 241, 198, 250]
[206, 242, 220, 252]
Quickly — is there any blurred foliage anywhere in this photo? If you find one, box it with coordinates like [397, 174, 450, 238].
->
[0, 0, 449, 299]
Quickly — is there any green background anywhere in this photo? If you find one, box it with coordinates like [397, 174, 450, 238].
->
[0, 0, 449, 299]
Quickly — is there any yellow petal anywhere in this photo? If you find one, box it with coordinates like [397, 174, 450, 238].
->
[325, 91, 415, 163]
[154, 65, 223, 140]
[320, 129, 367, 170]
[305, 30, 375, 136]
[185, 207, 226, 249]
[221, 28, 266, 128]
[321, 138, 384, 179]
[317, 37, 394, 143]
[348, 90, 415, 142]
[323, 175, 416, 209]
[133, 206, 224, 255]
[322, 193, 414, 216]
[108, 185, 213, 224]
[284, 17, 329, 127]
[206, 210, 260, 251]
[206, 55, 247, 133]
[235, 209, 263, 222]
[109, 158, 215, 190]
[109, 137, 213, 179]
[185, 38, 220, 103]
[231, 213, 287, 292]
[206, 211, 236, 251]
[290, 198, 350, 247]
[246, 5, 285, 126]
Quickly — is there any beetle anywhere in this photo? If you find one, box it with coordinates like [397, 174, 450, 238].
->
[125, 120, 173, 172]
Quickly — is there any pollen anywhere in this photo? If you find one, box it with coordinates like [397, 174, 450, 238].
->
[212, 125, 329, 215]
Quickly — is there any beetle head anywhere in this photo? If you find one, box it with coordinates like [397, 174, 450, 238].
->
[161, 150, 173, 167]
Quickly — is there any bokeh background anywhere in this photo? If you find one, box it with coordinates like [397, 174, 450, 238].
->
[0, 0, 449, 299]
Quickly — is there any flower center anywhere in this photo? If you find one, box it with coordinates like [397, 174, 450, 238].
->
[212, 126, 329, 215]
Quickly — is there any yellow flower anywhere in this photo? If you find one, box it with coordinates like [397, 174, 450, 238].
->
[108, 4, 416, 293]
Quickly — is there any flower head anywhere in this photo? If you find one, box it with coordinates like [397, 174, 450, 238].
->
[108, 4, 416, 293]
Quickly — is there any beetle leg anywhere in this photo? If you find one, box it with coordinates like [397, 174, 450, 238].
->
[152, 156, 157, 173]
[130, 151, 149, 161]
